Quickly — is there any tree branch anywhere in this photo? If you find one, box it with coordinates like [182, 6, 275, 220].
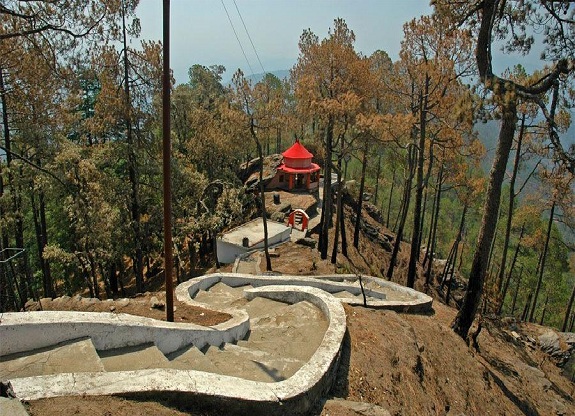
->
[0, 145, 68, 188]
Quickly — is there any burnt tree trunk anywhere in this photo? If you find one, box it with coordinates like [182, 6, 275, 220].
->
[374, 153, 382, 205]
[510, 265, 523, 316]
[319, 117, 334, 260]
[407, 80, 429, 288]
[424, 162, 444, 287]
[452, 100, 517, 338]
[496, 114, 525, 300]
[386, 167, 396, 229]
[121, 4, 144, 293]
[529, 200, 555, 323]
[353, 139, 369, 249]
[498, 221, 525, 314]
[562, 282, 575, 332]
[0, 67, 31, 306]
[387, 145, 415, 280]
[332, 147, 344, 263]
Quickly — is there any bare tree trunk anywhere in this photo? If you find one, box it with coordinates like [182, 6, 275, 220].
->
[510, 265, 523, 316]
[424, 162, 444, 287]
[445, 244, 458, 306]
[212, 232, 220, 271]
[88, 253, 99, 299]
[121, 3, 144, 293]
[319, 117, 334, 260]
[340, 198, 348, 257]
[562, 282, 575, 332]
[539, 293, 549, 326]
[387, 145, 415, 280]
[353, 140, 369, 249]
[331, 157, 343, 264]
[419, 139, 435, 258]
[386, 167, 396, 229]
[486, 206, 502, 286]
[0, 67, 31, 306]
[109, 261, 118, 295]
[521, 291, 533, 322]
[407, 81, 429, 288]
[441, 203, 468, 289]
[276, 127, 281, 154]
[250, 121, 272, 271]
[374, 153, 382, 205]
[452, 101, 517, 339]
[529, 200, 556, 322]
[30, 188, 54, 298]
[498, 222, 525, 314]
[496, 114, 525, 299]
[441, 242, 457, 289]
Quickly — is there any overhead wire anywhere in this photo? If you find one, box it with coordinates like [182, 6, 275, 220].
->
[232, 0, 266, 75]
[220, 0, 255, 76]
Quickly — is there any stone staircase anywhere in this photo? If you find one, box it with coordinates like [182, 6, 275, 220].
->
[0, 282, 328, 384]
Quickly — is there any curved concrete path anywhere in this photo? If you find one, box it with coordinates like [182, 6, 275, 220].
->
[2, 285, 345, 415]
[1, 272, 432, 415]
[178, 272, 433, 313]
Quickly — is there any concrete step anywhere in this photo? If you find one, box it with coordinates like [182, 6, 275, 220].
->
[238, 300, 328, 363]
[192, 282, 252, 308]
[204, 343, 304, 382]
[241, 296, 291, 319]
[0, 337, 104, 380]
[236, 339, 319, 362]
[98, 343, 170, 372]
[166, 345, 219, 373]
[0, 397, 30, 416]
[249, 300, 326, 331]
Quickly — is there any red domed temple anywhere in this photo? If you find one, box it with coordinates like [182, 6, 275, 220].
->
[268, 139, 321, 192]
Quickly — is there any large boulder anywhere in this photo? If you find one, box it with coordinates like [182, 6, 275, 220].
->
[539, 330, 574, 368]
[271, 211, 286, 222]
[240, 154, 283, 190]
[296, 237, 317, 248]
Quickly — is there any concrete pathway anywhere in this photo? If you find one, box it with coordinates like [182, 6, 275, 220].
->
[0, 282, 328, 384]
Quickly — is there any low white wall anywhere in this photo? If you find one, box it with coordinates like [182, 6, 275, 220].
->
[182, 272, 433, 312]
[0, 310, 249, 357]
[217, 240, 248, 264]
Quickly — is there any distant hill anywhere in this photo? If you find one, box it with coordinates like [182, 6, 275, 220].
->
[474, 120, 500, 173]
[223, 69, 290, 85]
[246, 70, 290, 84]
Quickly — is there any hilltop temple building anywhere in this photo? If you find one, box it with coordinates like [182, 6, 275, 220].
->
[267, 139, 320, 192]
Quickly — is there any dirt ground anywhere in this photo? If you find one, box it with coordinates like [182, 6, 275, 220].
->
[25, 292, 231, 327]
[21, 208, 575, 415]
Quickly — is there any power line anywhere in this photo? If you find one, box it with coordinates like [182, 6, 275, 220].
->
[221, 0, 255, 76]
[233, 0, 266, 75]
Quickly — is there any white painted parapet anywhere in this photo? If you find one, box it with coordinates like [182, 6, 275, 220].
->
[179, 272, 433, 312]
[0, 309, 249, 356]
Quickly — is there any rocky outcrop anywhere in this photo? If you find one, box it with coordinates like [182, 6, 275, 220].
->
[240, 154, 283, 191]
[538, 330, 575, 381]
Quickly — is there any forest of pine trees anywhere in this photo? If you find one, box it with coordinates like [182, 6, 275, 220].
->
[1, 1, 574, 338]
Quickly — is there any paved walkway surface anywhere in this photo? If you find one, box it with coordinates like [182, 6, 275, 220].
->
[0, 282, 328, 384]
[0, 397, 29, 416]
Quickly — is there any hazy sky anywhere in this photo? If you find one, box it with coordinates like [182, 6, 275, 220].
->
[136, 0, 433, 84]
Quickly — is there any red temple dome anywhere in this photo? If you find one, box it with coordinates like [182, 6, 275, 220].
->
[270, 139, 320, 192]
[282, 139, 314, 159]
[282, 139, 316, 170]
